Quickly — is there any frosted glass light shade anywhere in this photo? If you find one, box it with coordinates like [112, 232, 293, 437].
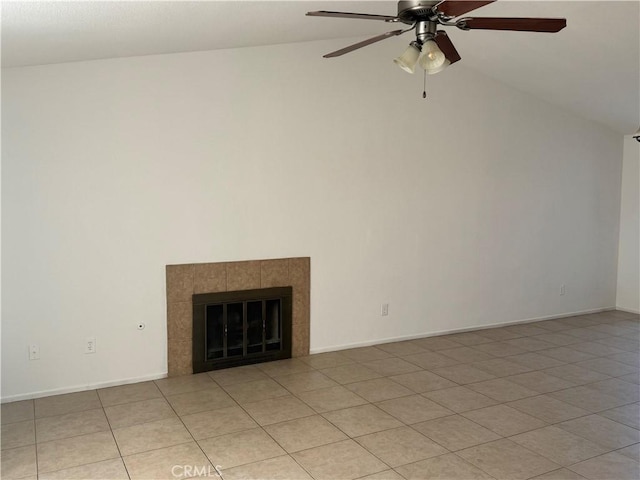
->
[419, 40, 446, 71]
[426, 58, 450, 75]
[393, 43, 421, 74]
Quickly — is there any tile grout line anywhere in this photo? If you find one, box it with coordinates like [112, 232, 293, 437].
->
[3, 312, 637, 479]
[156, 379, 227, 478]
[285, 366, 458, 477]
[33, 397, 39, 479]
[338, 341, 639, 474]
[97, 390, 132, 480]
[33, 410, 127, 477]
[226, 360, 336, 480]
[214, 361, 396, 479]
[206, 363, 326, 479]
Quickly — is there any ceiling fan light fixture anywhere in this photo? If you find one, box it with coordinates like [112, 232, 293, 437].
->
[425, 58, 450, 75]
[633, 126, 640, 142]
[393, 41, 421, 74]
[309, 2, 568, 85]
[418, 40, 446, 71]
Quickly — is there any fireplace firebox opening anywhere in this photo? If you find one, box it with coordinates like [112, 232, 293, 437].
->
[192, 287, 292, 372]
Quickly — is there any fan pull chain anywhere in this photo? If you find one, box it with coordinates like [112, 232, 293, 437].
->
[422, 69, 427, 99]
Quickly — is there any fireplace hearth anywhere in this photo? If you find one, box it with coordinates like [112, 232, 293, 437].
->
[192, 287, 292, 372]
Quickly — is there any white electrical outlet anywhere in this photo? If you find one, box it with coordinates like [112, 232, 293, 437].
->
[560, 284, 566, 296]
[29, 344, 40, 360]
[381, 303, 389, 316]
[85, 337, 96, 354]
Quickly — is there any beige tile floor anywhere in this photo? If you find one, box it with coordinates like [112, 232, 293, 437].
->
[2, 311, 639, 480]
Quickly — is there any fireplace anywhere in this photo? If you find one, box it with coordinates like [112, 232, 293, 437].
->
[192, 287, 292, 372]
[166, 257, 309, 376]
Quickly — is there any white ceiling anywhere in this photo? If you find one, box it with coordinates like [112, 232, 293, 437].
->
[2, 1, 639, 134]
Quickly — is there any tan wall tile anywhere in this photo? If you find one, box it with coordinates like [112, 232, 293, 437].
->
[167, 302, 191, 343]
[289, 258, 310, 290]
[226, 261, 261, 291]
[290, 258, 310, 329]
[166, 265, 194, 303]
[292, 322, 310, 357]
[292, 343, 310, 358]
[293, 290, 310, 326]
[167, 257, 310, 374]
[261, 259, 290, 288]
[168, 341, 192, 377]
[194, 263, 227, 294]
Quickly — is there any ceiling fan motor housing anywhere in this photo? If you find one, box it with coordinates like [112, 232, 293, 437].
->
[396, 1, 441, 24]
[416, 21, 438, 43]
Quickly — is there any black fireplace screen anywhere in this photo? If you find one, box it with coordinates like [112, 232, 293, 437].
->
[192, 287, 292, 372]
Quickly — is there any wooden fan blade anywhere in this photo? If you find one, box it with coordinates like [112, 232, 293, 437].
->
[306, 11, 398, 22]
[323, 30, 405, 58]
[461, 17, 567, 32]
[435, 1, 496, 17]
[435, 30, 461, 64]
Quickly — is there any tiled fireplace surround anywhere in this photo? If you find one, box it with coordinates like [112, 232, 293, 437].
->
[166, 257, 310, 376]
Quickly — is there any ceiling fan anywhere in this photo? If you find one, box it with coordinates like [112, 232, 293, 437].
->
[306, 1, 566, 75]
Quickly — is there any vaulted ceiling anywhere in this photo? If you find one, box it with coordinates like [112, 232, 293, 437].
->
[2, 1, 638, 134]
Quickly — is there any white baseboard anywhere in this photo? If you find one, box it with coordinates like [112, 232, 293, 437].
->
[1, 372, 168, 404]
[3, 306, 628, 402]
[309, 306, 616, 354]
[615, 306, 640, 314]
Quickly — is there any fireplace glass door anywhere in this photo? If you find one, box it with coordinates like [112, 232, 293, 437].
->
[265, 299, 281, 351]
[247, 301, 263, 354]
[193, 287, 291, 372]
[205, 304, 224, 360]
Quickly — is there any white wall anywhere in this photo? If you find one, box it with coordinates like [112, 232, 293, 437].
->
[616, 136, 640, 312]
[1, 38, 623, 400]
